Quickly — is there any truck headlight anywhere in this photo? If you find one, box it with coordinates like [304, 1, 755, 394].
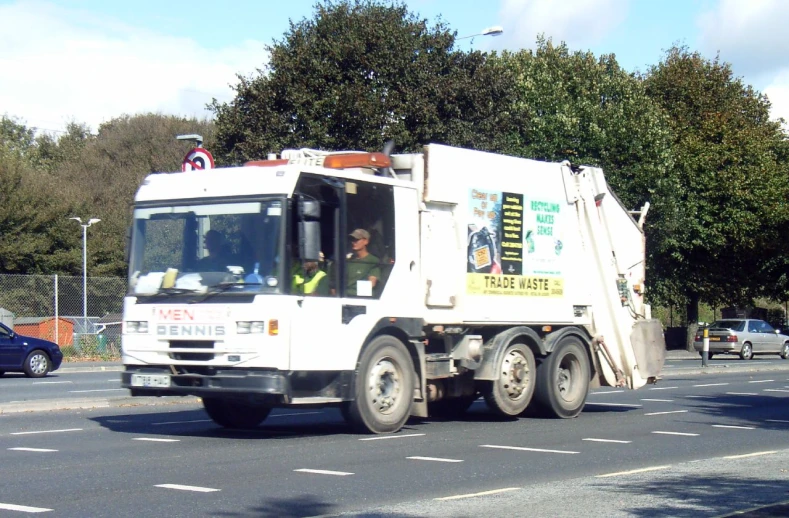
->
[125, 321, 149, 334]
[237, 321, 266, 334]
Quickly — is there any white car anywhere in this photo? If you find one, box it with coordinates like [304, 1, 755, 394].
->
[693, 319, 789, 360]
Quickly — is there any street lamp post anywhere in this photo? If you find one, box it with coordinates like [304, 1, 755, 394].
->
[456, 25, 504, 41]
[69, 217, 100, 334]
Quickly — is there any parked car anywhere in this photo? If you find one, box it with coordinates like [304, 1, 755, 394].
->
[693, 319, 789, 360]
[0, 322, 63, 377]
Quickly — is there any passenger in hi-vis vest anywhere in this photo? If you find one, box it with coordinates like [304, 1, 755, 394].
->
[291, 257, 329, 296]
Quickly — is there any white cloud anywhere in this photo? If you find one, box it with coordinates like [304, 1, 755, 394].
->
[0, 1, 268, 134]
[697, 0, 789, 126]
[498, 0, 629, 50]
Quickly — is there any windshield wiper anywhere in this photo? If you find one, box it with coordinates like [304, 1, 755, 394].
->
[188, 281, 263, 303]
[157, 287, 203, 296]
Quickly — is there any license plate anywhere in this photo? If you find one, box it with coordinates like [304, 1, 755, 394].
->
[709, 337, 721, 341]
[131, 374, 171, 388]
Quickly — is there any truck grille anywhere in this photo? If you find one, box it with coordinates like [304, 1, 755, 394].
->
[169, 340, 215, 361]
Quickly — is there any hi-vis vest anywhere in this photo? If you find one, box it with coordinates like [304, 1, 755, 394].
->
[292, 270, 327, 294]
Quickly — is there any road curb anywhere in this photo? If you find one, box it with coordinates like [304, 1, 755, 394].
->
[0, 395, 201, 415]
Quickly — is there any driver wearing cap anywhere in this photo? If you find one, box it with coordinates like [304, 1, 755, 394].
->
[345, 228, 381, 296]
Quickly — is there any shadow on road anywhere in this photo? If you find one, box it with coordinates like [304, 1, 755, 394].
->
[209, 494, 418, 518]
[680, 393, 789, 431]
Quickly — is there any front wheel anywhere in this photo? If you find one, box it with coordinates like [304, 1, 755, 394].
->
[347, 335, 414, 434]
[202, 398, 271, 429]
[780, 343, 789, 360]
[533, 336, 590, 418]
[739, 342, 753, 360]
[482, 342, 536, 416]
[24, 351, 52, 378]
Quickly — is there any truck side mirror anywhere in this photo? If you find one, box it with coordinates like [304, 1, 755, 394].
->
[297, 199, 321, 262]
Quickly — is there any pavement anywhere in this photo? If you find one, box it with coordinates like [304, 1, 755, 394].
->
[1, 349, 785, 416]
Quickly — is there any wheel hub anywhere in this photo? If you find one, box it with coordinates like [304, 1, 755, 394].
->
[368, 359, 401, 414]
[501, 350, 530, 400]
[30, 355, 46, 374]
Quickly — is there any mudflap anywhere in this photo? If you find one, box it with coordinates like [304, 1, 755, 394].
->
[630, 319, 666, 378]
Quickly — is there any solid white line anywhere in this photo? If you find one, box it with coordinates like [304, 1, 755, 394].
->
[407, 456, 463, 463]
[748, 380, 774, 384]
[68, 389, 126, 393]
[644, 410, 688, 416]
[435, 487, 520, 501]
[692, 383, 728, 387]
[359, 433, 426, 441]
[32, 381, 72, 385]
[766, 419, 789, 423]
[726, 392, 758, 396]
[764, 389, 789, 393]
[712, 424, 755, 430]
[649, 386, 678, 391]
[596, 465, 671, 478]
[584, 402, 642, 408]
[11, 428, 82, 436]
[0, 502, 53, 513]
[723, 451, 777, 459]
[640, 398, 674, 402]
[582, 438, 632, 444]
[294, 469, 354, 476]
[155, 484, 220, 492]
[152, 419, 212, 426]
[8, 447, 58, 452]
[652, 431, 699, 437]
[133, 438, 180, 442]
[269, 411, 323, 418]
[480, 445, 579, 454]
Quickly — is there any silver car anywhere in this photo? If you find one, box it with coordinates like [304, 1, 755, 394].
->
[693, 319, 789, 360]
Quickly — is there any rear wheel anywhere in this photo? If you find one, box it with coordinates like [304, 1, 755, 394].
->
[347, 335, 414, 434]
[780, 343, 789, 360]
[202, 398, 271, 429]
[533, 336, 590, 418]
[23, 351, 51, 378]
[739, 342, 753, 360]
[482, 342, 536, 416]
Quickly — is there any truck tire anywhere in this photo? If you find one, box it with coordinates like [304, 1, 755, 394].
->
[347, 335, 414, 434]
[202, 398, 271, 429]
[482, 342, 536, 416]
[533, 336, 590, 418]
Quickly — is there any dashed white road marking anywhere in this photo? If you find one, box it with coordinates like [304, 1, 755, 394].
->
[649, 386, 678, 391]
[712, 424, 755, 430]
[765, 419, 789, 423]
[10, 428, 82, 436]
[640, 398, 673, 402]
[685, 395, 715, 399]
[269, 411, 323, 418]
[726, 392, 758, 396]
[31, 381, 72, 385]
[0, 502, 52, 513]
[584, 402, 642, 408]
[724, 451, 776, 459]
[652, 431, 699, 437]
[294, 469, 354, 476]
[480, 445, 579, 454]
[748, 380, 774, 384]
[435, 487, 520, 501]
[152, 419, 212, 426]
[155, 484, 220, 492]
[693, 383, 728, 388]
[8, 447, 58, 452]
[764, 389, 789, 393]
[597, 465, 671, 478]
[133, 438, 180, 442]
[591, 390, 626, 395]
[359, 433, 426, 441]
[582, 438, 631, 444]
[644, 410, 688, 416]
[68, 389, 126, 393]
[407, 456, 463, 463]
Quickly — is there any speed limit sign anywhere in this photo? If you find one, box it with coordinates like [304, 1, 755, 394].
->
[182, 147, 215, 171]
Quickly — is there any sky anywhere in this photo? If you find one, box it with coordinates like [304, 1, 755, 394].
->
[2, 0, 788, 135]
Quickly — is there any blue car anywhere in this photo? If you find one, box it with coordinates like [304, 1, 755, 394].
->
[0, 322, 63, 377]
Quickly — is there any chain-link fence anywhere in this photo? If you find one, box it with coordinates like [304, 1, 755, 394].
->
[0, 274, 126, 361]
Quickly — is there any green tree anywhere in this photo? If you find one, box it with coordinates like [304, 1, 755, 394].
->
[643, 46, 789, 322]
[211, 0, 515, 162]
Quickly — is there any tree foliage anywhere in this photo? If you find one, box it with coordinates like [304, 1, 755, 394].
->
[211, 0, 515, 163]
[643, 46, 789, 317]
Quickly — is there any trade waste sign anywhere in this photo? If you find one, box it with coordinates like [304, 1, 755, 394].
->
[467, 187, 565, 297]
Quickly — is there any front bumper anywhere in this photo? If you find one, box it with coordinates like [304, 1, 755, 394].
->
[121, 366, 353, 403]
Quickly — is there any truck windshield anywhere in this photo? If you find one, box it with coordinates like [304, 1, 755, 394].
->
[128, 199, 283, 296]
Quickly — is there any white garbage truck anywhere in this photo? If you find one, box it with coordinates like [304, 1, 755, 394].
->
[121, 144, 665, 433]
